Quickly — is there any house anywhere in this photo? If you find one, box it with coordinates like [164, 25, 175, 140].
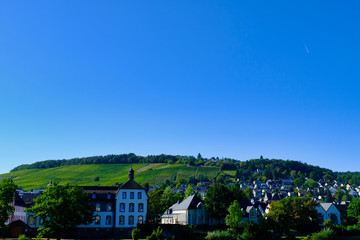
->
[161, 195, 205, 225]
[315, 203, 341, 225]
[6, 192, 27, 225]
[80, 167, 148, 229]
[242, 201, 266, 223]
[161, 194, 221, 225]
[27, 167, 148, 238]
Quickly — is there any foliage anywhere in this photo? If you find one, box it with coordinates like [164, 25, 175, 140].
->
[26, 182, 93, 239]
[305, 228, 334, 240]
[160, 186, 177, 212]
[204, 230, 238, 240]
[0, 178, 18, 234]
[225, 200, 244, 233]
[18, 234, 31, 240]
[267, 197, 319, 235]
[347, 197, 360, 225]
[240, 220, 270, 240]
[228, 183, 248, 203]
[148, 188, 165, 218]
[205, 184, 231, 223]
[146, 226, 164, 240]
[132, 227, 141, 240]
[184, 185, 194, 199]
[10, 153, 199, 172]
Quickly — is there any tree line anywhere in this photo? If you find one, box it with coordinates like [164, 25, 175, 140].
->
[10, 154, 360, 186]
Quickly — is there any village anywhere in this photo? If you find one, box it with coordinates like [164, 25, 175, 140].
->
[3, 166, 360, 239]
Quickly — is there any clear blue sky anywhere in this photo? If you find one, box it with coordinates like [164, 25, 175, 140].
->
[1, 1, 359, 173]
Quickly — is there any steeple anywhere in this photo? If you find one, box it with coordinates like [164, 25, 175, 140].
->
[128, 165, 134, 181]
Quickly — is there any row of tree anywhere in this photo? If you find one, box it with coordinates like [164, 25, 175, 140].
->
[11, 154, 360, 186]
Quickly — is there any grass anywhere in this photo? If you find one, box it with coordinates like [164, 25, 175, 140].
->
[0, 163, 220, 190]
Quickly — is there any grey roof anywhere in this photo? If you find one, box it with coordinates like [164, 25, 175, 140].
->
[172, 195, 203, 210]
[246, 206, 254, 213]
[320, 203, 333, 212]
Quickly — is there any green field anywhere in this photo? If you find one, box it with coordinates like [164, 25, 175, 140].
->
[0, 163, 220, 190]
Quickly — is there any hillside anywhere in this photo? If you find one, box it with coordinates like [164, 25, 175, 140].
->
[0, 163, 220, 190]
[4, 154, 360, 190]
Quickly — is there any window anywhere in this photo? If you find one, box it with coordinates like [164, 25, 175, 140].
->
[95, 215, 101, 225]
[106, 215, 111, 225]
[138, 192, 142, 199]
[28, 216, 35, 225]
[119, 215, 125, 225]
[122, 192, 127, 199]
[138, 203, 144, 212]
[130, 192, 134, 199]
[39, 218, 44, 225]
[106, 203, 112, 211]
[250, 208, 256, 217]
[129, 215, 134, 225]
[120, 203, 125, 212]
[92, 192, 96, 199]
[129, 203, 134, 212]
[95, 203, 101, 211]
[138, 215, 143, 224]
[107, 192, 111, 199]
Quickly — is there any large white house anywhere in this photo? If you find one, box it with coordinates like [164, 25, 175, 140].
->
[27, 167, 148, 238]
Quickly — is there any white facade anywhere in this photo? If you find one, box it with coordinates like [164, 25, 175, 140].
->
[315, 203, 341, 225]
[115, 188, 148, 228]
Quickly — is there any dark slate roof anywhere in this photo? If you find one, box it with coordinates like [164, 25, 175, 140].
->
[83, 186, 118, 193]
[14, 192, 27, 208]
[119, 179, 144, 190]
[172, 195, 203, 210]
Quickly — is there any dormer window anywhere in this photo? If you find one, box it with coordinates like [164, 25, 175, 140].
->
[107, 192, 111, 199]
[92, 192, 96, 199]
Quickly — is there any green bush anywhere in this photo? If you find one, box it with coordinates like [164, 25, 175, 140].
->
[132, 227, 141, 240]
[205, 230, 238, 240]
[18, 234, 31, 240]
[146, 226, 164, 240]
[307, 228, 334, 240]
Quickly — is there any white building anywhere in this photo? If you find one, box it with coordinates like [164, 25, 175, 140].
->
[27, 167, 148, 238]
[315, 203, 341, 225]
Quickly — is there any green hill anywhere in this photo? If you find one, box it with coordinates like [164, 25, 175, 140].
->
[0, 163, 220, 190]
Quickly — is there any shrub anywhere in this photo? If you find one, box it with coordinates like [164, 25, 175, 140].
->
[205, 230, 238, 240]
[308, 228, 334, 240]
[132, 227, 141, 240]
[146, 226, 164, 240]
[18, 235, 31, 240]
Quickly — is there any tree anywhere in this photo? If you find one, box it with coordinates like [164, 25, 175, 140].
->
[205, 184, 231, 223]
[0, 178, 18, 235]
[184, 185, 194, 199]
[325, 189, 333, 203]
[294, 178, 304, 187]
[26, 182, 93, 239]
[148, 188, 164, 222]
[160, 186, 176, 212]
[225, 200, 244, 233]
[347, 197, 360, 225]
[267, 197, 318, 236]
[228, 183, 248, 203]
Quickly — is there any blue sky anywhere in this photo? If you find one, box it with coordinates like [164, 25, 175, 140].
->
[1, 1, 359, 173]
